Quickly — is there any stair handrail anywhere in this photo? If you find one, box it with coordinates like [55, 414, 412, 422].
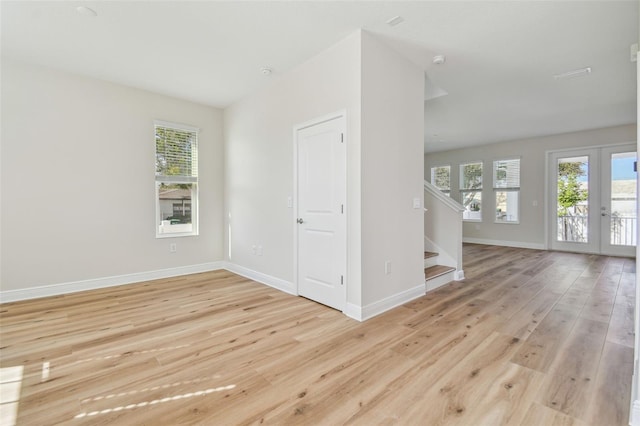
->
[424, 180, 464, 213]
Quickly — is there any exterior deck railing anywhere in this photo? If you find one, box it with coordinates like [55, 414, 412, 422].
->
[557, 215, 637, 246]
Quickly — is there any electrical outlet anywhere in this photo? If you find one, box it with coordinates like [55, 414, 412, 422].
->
[252, 245, 257, 255]
[257, 245, 263, 256]
[169, 243, 177, 253]
[385, 261, 391, 275]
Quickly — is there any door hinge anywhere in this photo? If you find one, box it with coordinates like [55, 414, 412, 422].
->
[340, 275, 344, 285]
[341, 133, 344, 143]
[341, 204, 344, 214]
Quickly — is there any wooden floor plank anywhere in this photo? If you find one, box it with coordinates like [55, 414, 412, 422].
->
[584, 341, 634, 425]
[536, 317, 608, 418]
[0, 244, 634, 425]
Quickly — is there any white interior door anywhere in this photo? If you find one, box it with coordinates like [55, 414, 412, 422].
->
[549, 145, 637, 255]
[295, 114, 346, 311]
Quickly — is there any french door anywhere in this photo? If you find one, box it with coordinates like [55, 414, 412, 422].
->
[549, 144, 637, 256]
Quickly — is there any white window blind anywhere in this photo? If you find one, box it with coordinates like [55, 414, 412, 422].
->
[493, 159, 520, 189]
[155, 122, 198, 183]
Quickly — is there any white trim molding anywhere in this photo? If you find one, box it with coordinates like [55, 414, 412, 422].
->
[462, 237, 545, 250]
[224, 262, 296, 295]
[344, 303, 363, 322]
[0, 262, 225, 304]
[345, 283, 426, 322]
[424, 180, 464, 213]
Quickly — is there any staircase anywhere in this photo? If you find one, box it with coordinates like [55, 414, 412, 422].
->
[424, 251, 456, 291]
[423, 180, 465, 292]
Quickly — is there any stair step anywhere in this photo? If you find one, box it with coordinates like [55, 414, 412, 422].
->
[424, 251, 439, 259]
[425, 265, 455, 280]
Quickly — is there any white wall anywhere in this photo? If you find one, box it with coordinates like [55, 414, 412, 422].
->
[360, 32, 425, 306]
[1, 60, 224, 294]
[224, 31, 363, 304]
[424, 124, 637, 248]
[225, 30, 425, 316]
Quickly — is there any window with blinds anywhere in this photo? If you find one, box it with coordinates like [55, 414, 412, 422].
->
[155, 121, 199, 237]
[430, 165, 451, 196]
[493, 158, 520, 224]
[493, 158, 520, 189]
[459, 162, 483, 221]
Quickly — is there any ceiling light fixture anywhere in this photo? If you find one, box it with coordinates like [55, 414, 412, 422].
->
[553, 67, 592, 80]
[432, 55, 446, 65]
[76, 6, 97, 17]
[386, 16, 404, 26]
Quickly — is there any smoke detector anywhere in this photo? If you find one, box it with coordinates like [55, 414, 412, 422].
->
[386, 16, 404, 26]
[432, 55, 446, 65]
[261, 67, 273, 76]
[76, 6, 97, 17]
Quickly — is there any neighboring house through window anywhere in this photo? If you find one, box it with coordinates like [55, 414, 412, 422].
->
[460, 162, 483, 221]
[155, 121, 199, 237]
[494, 158, 520, 223]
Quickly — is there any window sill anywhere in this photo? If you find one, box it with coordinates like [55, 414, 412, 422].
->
[156, 232, 198, 239]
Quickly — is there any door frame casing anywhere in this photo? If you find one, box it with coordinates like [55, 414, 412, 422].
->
[292, 110, 347, 311]
[545, 142, 637, 254]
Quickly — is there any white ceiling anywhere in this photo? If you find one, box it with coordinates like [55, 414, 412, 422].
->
[2, 1, 637, 153]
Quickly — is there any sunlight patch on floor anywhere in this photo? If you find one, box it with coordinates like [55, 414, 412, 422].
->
[0, 365, 24, 426]
[74, 384, 236, 419]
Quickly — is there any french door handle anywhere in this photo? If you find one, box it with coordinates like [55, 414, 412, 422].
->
[296, 218, 304, 224]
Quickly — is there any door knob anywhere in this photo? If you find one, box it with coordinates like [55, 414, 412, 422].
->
[297, 218, 304, 224]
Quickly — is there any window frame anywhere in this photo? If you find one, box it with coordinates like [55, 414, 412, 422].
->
[493, 158, 521, 225]
[155, 120, 200, 238]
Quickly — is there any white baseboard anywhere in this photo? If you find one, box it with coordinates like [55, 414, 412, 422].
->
[0, 262, 225, 304]
[223, 262, 296, 295]
[462, 237, 545, 250]
[344, 303, 363, 322]
[454, 270, 465, 281]
[631, 400, 640, 426]
[1, 262, 421, 325]
[346, 283, 426, 322]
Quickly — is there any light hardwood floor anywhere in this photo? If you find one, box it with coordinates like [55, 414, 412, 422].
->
[0, 244, 635, 425]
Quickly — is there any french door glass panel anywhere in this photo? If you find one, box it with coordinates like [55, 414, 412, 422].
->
[556, 155, 589, 243]
[549, 149, 599, 254]
[601, 146, 637, 256]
